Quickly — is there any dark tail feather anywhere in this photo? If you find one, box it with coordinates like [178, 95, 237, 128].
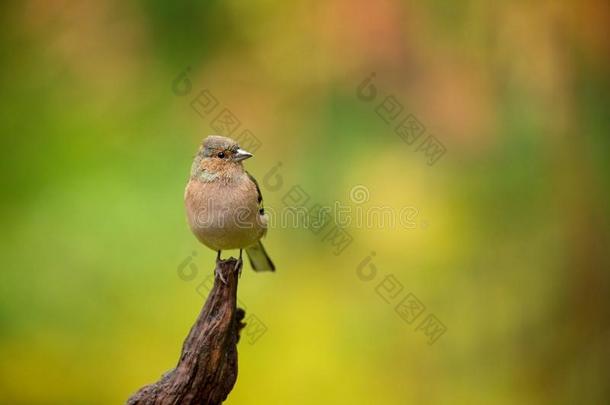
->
[246, 241, 275, 272]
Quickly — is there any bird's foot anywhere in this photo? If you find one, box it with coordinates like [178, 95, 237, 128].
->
[234, 257, 243, 278]
[215, 265, 228, 285]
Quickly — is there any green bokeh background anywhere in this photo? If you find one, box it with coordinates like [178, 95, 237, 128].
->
[1, 1, 609, 404]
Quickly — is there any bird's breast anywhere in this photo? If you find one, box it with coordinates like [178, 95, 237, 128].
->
[184, 176, 266, 250]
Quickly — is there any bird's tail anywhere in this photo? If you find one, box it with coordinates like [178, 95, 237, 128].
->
[246, 241, 275, 272]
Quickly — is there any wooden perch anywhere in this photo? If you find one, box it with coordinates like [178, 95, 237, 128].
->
[127, 259, 245, 405]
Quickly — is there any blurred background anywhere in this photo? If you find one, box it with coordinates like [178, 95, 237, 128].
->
[1, 1, 609, 404]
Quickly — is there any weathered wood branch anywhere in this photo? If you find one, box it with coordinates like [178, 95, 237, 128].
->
[127, 259, 245, 405]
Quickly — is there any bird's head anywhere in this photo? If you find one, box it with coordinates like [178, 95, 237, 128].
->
[191, 135, 253, 181]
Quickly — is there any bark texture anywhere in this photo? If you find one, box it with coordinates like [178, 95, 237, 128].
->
[127, 259, 245, 405]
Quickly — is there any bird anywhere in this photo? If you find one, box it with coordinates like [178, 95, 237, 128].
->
[184, 135, 275, 280]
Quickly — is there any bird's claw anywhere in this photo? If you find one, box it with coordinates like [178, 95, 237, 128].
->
[215, 266, 228, 284]
[234, 258, 243, 278]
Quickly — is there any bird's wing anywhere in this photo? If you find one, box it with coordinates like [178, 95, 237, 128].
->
[245, 172, 274, 270]
[246, 171, 264, 213]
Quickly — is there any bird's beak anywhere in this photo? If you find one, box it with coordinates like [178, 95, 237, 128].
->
[234, 148, 253, 162]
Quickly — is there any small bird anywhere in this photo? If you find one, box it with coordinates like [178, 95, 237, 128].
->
[185, 135, 275, 278]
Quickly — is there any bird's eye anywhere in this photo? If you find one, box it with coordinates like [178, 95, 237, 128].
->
[217, 152, 225, 159]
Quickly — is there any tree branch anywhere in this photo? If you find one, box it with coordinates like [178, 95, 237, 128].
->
[127, 258, 245, 405]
